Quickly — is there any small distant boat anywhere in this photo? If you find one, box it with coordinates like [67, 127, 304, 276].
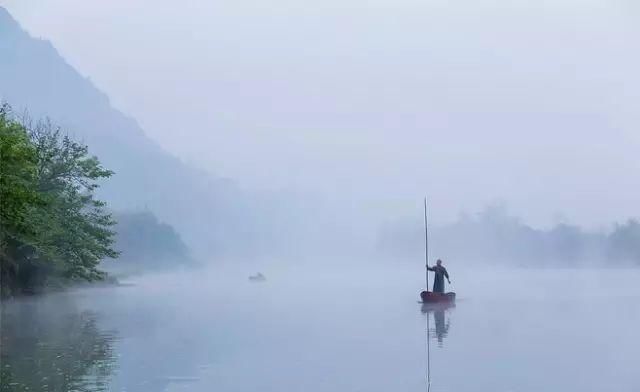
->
[248, 273, 266, 282]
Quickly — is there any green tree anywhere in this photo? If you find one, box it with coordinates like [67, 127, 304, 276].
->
[1, 106, 118, 295]
[26, 119, 119, 283]
[0, 104, 41, 294]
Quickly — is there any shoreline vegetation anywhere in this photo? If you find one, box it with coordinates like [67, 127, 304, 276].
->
[1, 104, 118, 297]
[1, 104, 193, 298]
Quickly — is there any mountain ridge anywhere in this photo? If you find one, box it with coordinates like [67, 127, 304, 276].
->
[0, 7, 252, 257]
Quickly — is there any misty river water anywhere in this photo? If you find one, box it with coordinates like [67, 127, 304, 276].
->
[2, 265, 639, 392]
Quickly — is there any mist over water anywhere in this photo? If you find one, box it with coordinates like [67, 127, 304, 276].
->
[3, 264, 639, 392]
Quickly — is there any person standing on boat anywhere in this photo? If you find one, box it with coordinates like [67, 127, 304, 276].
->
[427, 259, 450, 293]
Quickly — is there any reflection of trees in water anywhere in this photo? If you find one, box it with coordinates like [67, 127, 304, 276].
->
[1, 298, 117, 392]
[421, 305, 452, 347]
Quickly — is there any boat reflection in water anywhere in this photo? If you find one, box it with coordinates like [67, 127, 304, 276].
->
[421, 303, 454, 346]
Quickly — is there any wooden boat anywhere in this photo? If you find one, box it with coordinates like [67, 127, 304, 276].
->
[420, 290, 455, 304]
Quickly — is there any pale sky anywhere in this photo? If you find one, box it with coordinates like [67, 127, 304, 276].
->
[2, 0, 639, 228]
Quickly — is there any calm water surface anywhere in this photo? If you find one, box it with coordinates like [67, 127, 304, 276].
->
[2, 265, 639, 392]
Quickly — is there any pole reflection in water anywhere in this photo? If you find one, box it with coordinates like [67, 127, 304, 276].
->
[420, 303, 454, 392]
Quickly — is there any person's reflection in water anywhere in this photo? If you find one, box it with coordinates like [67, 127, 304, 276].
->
[432, 309, 450, 346]
[421, 305, 452, 347]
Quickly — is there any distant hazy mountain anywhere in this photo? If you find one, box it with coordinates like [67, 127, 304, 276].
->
[105, 211, 194, 275]
[0, 7, 256, 257]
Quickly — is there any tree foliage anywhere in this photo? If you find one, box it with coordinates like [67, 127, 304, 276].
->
[0, 104, 40, 252]
[1, 105, 117, 296]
